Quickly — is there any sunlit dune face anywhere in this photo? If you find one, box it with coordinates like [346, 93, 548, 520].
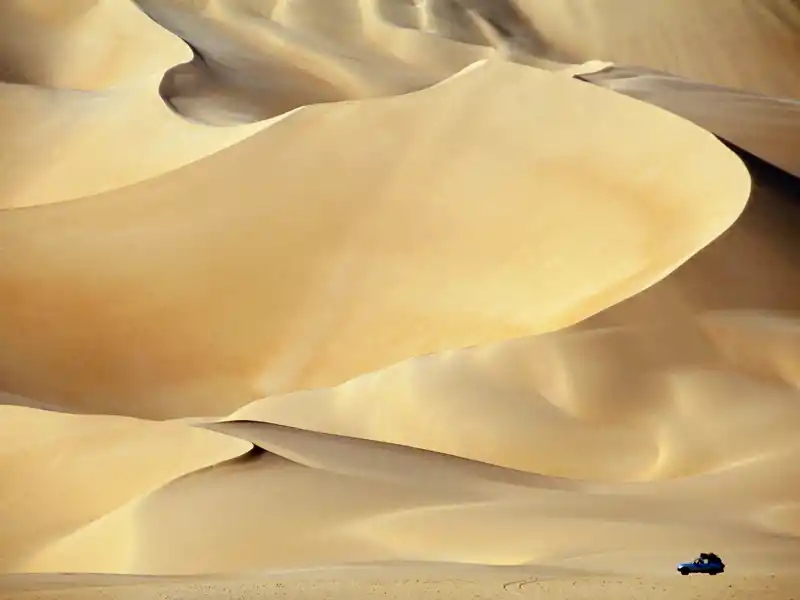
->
[0, 61, 749, 418]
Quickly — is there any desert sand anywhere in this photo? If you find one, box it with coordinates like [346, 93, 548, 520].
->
[1, 1, 798, 599]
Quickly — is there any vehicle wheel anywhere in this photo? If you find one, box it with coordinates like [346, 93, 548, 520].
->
[709, 572, 718, 576]
[680, 568, 690, 575]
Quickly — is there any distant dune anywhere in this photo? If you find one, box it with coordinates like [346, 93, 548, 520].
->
[0, 1, 798, 599]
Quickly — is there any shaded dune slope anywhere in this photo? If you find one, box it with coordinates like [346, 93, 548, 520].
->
[131, 0, 800, 125]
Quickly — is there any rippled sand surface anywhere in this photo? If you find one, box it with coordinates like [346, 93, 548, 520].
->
[1, 1, 798, 599]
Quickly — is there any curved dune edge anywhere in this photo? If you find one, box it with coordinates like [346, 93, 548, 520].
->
[0, 405, 252, 572]
[0, 59, 750, 418]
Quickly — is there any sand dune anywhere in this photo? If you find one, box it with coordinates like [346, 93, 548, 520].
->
[0, 59, 749, 418]
[1, 0, 799, 599]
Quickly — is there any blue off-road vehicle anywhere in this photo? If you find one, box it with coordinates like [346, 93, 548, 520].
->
[677, 552, 725, 575]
